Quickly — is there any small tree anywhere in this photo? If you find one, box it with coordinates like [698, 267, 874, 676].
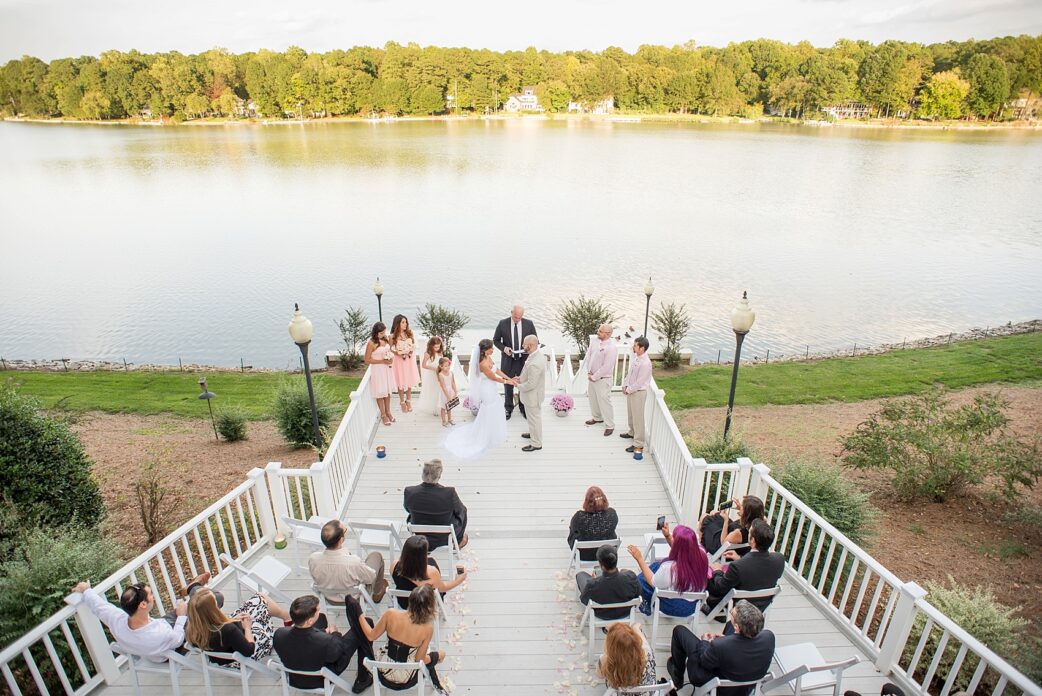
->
[336, 306, 369, 370]
[556, 296, 617, 359]
[135, 450, 178, 545]
[215, 406, 248, 442]
[651, 301, 692, 369]
[842, 389, 1042, 502]
[416, 304, 470, 357]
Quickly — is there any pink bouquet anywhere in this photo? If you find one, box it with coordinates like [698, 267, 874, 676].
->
[550, 394, 574, 413]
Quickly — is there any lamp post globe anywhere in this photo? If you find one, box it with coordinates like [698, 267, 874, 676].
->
[289, 303, 323, 448]
[643, 277, 654, 339]
[373, 277, 384, 323]
[723, 291, 755, 441]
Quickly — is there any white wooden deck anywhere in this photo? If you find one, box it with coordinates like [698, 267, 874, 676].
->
[97, 395, 892, 695]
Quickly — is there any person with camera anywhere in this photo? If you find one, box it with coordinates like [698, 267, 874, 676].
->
[699, 495, 765, 559]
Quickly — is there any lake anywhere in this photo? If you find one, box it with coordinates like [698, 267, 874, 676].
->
[1, 118, 1040, 369]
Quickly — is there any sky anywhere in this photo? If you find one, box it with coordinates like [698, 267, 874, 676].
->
[1, 0, 1040, 61]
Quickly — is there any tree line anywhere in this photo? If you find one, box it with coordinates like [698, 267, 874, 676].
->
[1, 36, 1039, 122]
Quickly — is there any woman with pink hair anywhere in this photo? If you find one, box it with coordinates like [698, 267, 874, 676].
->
[627, 523, 710, 617]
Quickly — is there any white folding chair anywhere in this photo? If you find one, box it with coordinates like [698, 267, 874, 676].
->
[708, 542, 750, 564]
[199, 649, 280, 696]
[406, 524, 462, 580]
[365, 656, 433, 695]
[269, 657, 356, 695]
[280, 515, 331, 574]
[690, 674, 771, 696]
[649, 589, 708, 650]
[219, 552, 292, 606]
[603, 678, 675, 695]
[310, 582, 352, 623]
[347, 519, 405, 564]
[703, 584, 782, 624]
[109, 643, 203, 696]
[768, 643, 860, 696]
[568, 537, 622, 576]
[578, 598, 641, 661]
[642, 533, 670, 564]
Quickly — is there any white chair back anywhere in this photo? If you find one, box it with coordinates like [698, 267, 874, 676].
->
[405, 524, 461, 580]
[364, 656, 431, 695]
[199, 648, 279, 696]
[579, 598, 640, 661]
[708, 541, 751, 564]
[568, 537, 621, 575]
[649, 588, 708, 650]
[269, 658, 354, 695]
[218, 552, 292, 606]
[280, 515, 330, 574]
[109, 642, 202, 696]
[347, 519, 405, 563]
[603, 678, 675, 695]
[705, 584, 782, 623]
[767, 642, 860, 696]
[692, 674, 771, 696]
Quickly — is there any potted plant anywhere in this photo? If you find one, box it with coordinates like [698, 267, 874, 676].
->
[551, 393, 574, 417]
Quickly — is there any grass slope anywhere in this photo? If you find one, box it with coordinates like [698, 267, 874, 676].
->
[656, 332, 1042, 410]
[1, 371, 360, 419]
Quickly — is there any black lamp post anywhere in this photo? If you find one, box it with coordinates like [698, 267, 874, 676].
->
[643, 277, 654, 338]
[288, 304, 323, 448]
[373, 277, 384, 323]
[198, 377, 218, 441]
[723, 291, 756, 442]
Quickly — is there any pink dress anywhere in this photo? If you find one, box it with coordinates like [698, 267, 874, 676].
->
[437, 372, 456, 409]
[370, 343, 395, 399]
[391, 337, 420, 392]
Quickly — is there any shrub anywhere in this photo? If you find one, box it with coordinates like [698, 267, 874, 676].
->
[336, 306, 369, 370]
[556, 296, 617, 359]
[685, 430, 753, 463]
[0, 525, 123, 647]
[903, 578, 1026, 693]
[135, 451, 179, 545]
[651, 301, 692, 369]
[215, 406, 248, 442]
[272, 379, 337, 448]
[777, 460, 876, 546]
[842, 389, 1042, 502]
[0, 384, 105, 528]
[416, 303, 469, 357]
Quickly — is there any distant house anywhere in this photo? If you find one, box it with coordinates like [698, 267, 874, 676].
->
[821, 102, 873, 120]
[567, 97, 615, 114]
[504, 86, 543, 113]
[1011, 93, 1040, 120]
[138, 106, 153, 120]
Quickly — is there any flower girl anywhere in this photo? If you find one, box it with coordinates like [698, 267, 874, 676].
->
[436, 357, 458, 427]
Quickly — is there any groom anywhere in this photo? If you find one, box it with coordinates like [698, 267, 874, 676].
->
[518, 335, 546, 452]
[493, 304, 537, 420]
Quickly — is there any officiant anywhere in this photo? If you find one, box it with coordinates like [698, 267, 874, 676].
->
[492, 304, 537, 419]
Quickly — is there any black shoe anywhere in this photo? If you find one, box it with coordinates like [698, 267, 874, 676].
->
[626, 445, 636, 453]
[351, 669, 373, 693]
[521, 432, 531, 439]
[505, 410, 512, 420]
[666, 657, 684, 689]
[620, 432, 634, 439]
[522, 445, 542, 452]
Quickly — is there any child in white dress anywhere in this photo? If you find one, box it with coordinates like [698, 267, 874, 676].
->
[437, 357, 458, 427]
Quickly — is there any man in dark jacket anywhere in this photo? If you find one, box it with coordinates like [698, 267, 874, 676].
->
[576, 544, 640, 620]
[273, 595, 373, 693]
[705, 519, 784, 619]
[403, 459, 468, 550]
[667, 600, 775, 696]
[492, 304, 537, 419]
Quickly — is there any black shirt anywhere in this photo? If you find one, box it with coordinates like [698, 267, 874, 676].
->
[568, 508, 619, 561]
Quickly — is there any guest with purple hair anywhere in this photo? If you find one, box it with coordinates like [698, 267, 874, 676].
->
[627, 523, 711, 617]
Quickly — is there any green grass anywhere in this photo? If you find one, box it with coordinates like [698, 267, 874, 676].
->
[657, 332, 1042, 409]
[1, 371, 360, 420]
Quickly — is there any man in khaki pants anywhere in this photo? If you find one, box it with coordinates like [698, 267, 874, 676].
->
[586, 323, 617, 436]
[519, 335, 547, 452]
[620, 336, 652, 458]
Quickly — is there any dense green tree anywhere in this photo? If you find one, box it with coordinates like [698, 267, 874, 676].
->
[917, 70, 970, 119]
[965, 53, 1011, 117]
[409, 84, 444, 115]
[858, 41, 924, 115]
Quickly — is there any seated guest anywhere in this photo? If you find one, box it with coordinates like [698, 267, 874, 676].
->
[599, 622, 658, 690]
[576, 544, 640, 620]
[70, 572, 213, 661]
[699, 496, 765, 559]
[705, 519, 784, 621]
[273, 594, 373, 693]
[627, 524, 710, 617]
[357, 584, 448, 694]
[403, 459, 468, 550]
[391, 535, 467, 609]
[666, 600, 774, 696]
[186, 587, 289, 666]
[567, 486, 619, 562]
[309, 519, 388, 604]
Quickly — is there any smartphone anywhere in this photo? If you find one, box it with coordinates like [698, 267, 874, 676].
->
[719, 500, 734, 511]
[656, 515, 666, 530]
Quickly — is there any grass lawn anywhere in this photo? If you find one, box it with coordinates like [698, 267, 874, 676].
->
[656, 332, 1042, 409]
[2, 370, 361, 419]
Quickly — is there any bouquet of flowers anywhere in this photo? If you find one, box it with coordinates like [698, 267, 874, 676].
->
[550, 393, 575, 413]
[462, 395, 480, 414]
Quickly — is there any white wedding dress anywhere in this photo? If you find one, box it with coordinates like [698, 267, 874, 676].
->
[444, 355, 507, 459]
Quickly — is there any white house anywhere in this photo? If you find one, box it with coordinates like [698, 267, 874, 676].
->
[566, 97, 615, 114]
[504, 86, 543, 113]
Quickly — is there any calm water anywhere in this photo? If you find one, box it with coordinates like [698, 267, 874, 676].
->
[1, 119, 1040, 369]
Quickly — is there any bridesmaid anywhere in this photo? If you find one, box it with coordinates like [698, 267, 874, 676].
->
[416, 336, 444, 417]
[364, 322, 396, 425]
[390, 314, 420, 413]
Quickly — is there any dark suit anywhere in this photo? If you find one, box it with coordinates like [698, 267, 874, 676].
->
[273, 612, 367, 690]
[403, 482, 468, 550]
[492, 316, 537, 416]
[576, 569, 640, 620]
[671, 627, 775, 696]
[705, 549, 785, 615]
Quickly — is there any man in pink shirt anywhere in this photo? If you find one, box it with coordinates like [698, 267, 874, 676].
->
[586, 323, 617, 436]
[620, 336, 652, 457]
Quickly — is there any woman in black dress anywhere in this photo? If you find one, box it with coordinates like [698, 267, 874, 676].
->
[390, 535, 467, 609]
[567, 485, 619, 561]
[185, 588, 290, 666]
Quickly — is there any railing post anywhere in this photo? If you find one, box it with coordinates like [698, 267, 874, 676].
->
[876, 581, 928, 673]
[749, 463, 772, 501]
[734, 457, 754, 498]
[65, 593, 121, 685]
[265, 462, 290, 527]
[248, 467, 278, 540]
[685, 457, 708, 524]
[310, 460, 337, 518]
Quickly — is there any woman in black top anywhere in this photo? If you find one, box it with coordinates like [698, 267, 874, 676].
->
[390, 535, 467, 609]
[568, 486, 619, 561]
[186, 588, 290, 666]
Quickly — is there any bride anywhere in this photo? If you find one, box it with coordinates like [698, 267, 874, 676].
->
[444, 339, 517, 459]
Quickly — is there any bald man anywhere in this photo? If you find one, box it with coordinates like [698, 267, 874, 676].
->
[492, 304, 537, 420]
[518, 335, 547, 451]
[586, 323, 617, 436]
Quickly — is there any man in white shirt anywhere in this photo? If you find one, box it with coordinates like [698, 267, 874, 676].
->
[308, 520, 388, 606]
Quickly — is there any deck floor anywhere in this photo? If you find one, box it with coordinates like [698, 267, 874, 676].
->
[97, 395, 891, 695]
